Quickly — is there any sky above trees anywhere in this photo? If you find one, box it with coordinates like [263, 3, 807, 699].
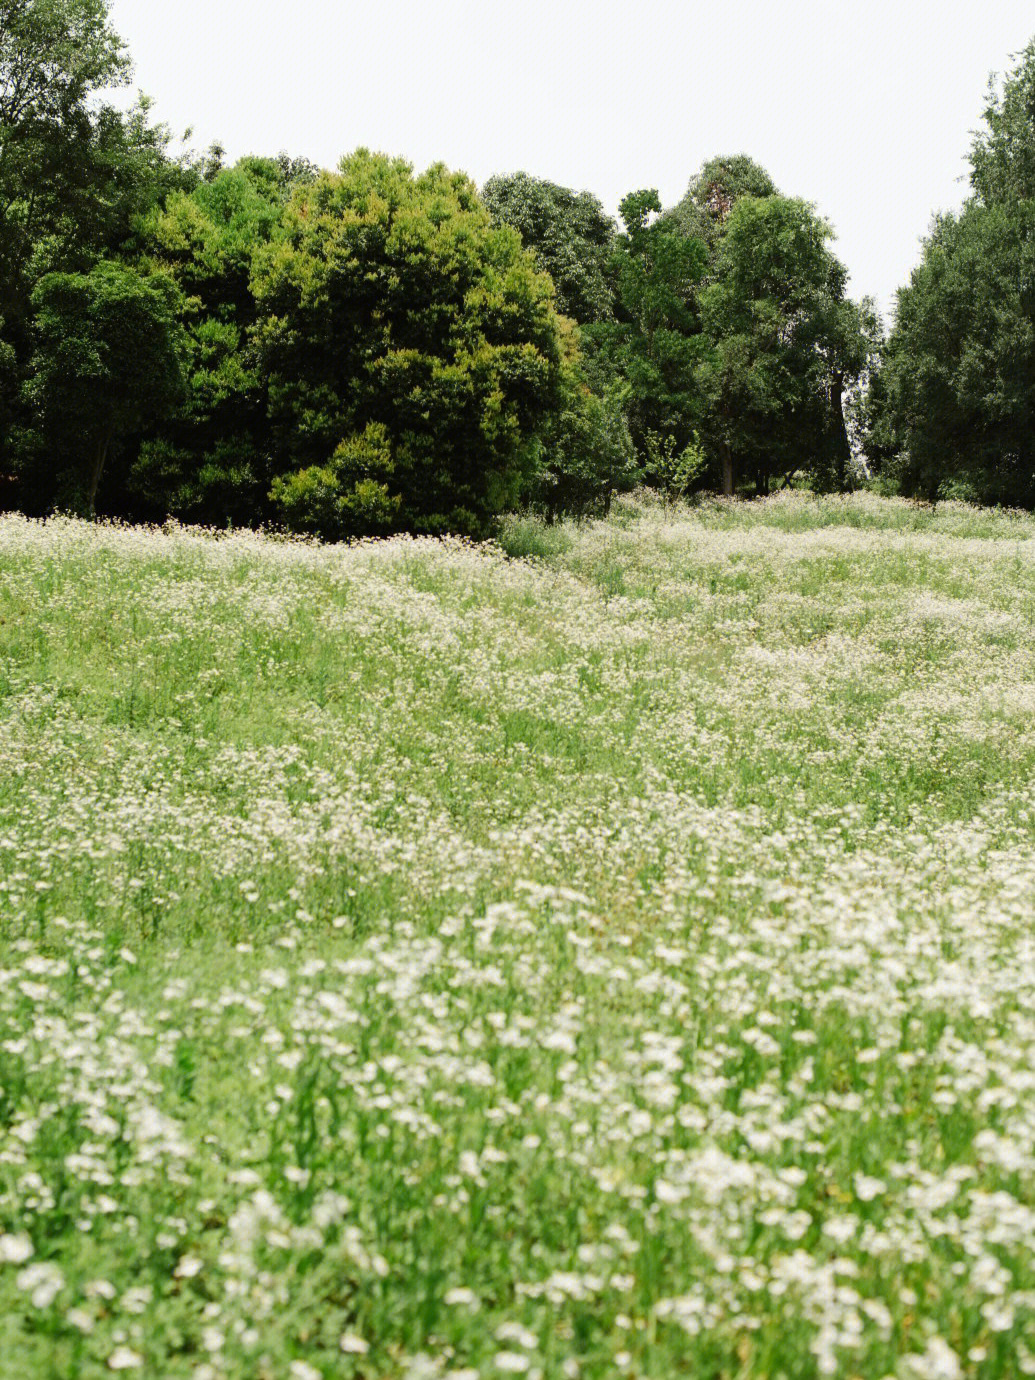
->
[105, 0, 1035, 322]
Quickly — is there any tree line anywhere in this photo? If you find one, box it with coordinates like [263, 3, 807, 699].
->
[1, 1, 1033, 535]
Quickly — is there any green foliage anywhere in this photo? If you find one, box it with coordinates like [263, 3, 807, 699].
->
[811, 293, 881, 491]
[663, 154, 778, 243]
[537, 379, 637, 517]
[0, 1, 186, 306]
[494, 509, 573, 559]
[10, 0, 1030, 529]
[0, 0, 127, 121]
[0, 2, 196, 493]
[269, 468, 400, 540]
[482, 177, 638, 516]
[269, 422, 401, 538]
[971, 38, 1035, 205]
[254, 149, 566, 537]
[127, 158, 306, 521]
[697, 196, 868, 495]
[528, 318, 637, 516]
[871, 41, 1035, 507]
[23, 261, 184, 512]
[874, 201, 1035, 505]
[644, 429, 707, 499]
[481, 171, 616, 324]
[0, 0, 130, 303]
[584, 189, 708, 465]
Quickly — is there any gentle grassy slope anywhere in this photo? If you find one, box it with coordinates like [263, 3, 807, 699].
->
[1, 491, 1034, 1379]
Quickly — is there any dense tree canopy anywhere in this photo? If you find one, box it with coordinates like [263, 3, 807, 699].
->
[127, 157, 308, 522]
[0, 0, 128, 294]
[530, 316, 637, 517]
[971, 37, 1035, 206]
[698, 195, 868, 495]
[6, 0, 1033, 531]
[481, 172, 616, 324]
[584, 189, 708, 474]
[0, 0, 195, 498]
[255, 150, 566, 536]
[873, 202, 1035, 504]
[23, 261, 183, 512]
[663, 155, 778, 244]
[870, 40, 1035, 506]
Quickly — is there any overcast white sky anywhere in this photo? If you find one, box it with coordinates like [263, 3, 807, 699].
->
[108, 0, 1035, 321]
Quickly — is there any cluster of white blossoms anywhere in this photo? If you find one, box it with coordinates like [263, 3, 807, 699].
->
[0, 492, 1033, 1378]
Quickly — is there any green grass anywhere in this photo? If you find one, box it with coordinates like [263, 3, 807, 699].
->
[0, 491, 1034, 1378]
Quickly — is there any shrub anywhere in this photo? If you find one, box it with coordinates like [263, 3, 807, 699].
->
[269, 423, 402, 539]
[495, 512, 572, 562]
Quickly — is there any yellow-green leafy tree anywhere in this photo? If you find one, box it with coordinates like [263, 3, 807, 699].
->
[254, 150, 566, 537]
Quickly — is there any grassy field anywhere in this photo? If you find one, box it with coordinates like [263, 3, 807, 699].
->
[1, 491, 1034, 1379]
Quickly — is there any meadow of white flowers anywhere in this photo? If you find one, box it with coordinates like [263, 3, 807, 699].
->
[1, 491, 1034, 1379]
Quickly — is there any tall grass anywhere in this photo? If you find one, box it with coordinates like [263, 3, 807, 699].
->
[0, 494, 1033, 1378]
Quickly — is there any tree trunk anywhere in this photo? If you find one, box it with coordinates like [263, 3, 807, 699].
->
[87, 430, 111, 517]
[830, 371, 851, 492]
[721, 445, 734, 498]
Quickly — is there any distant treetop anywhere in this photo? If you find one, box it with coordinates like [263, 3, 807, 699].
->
[481, 171, 617, 324]
[970, 38, 1035, 206]
[664, 155, 778, 242]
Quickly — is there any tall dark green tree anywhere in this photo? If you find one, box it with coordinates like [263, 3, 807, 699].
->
[0, 0, 196, 504]
[481, 172, 616, 324]
[24, 261, 184, 512]
[528, 316, 637, 517]
[0, 0, 123, 453]
[873, 202, 1035, 503]
[482, 174, 639, 514]
[0, 0, 129, 279]
[584, 189, 708, 472]
[971, 37, 1035, 205]
[698, 195, 867, 495]
[870, 39, 1035, 505]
